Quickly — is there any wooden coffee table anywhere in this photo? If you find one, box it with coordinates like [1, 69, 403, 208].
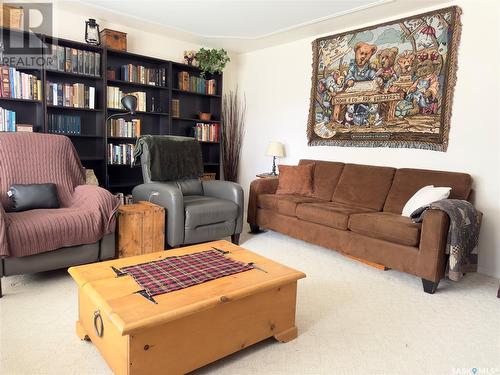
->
[68, 240, 306, 375]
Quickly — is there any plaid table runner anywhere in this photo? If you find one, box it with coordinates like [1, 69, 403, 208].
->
[119, 250, 254, 298]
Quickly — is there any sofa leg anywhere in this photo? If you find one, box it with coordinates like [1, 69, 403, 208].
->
[0, 277, 2, 298]
[231, 234, 240, 245]
[249, 224, 260, 233]
[422, 278, 439, 294]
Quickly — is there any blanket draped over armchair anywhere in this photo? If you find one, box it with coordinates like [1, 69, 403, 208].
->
[0, 133, 119, 258]
[133, 135, 203, 181]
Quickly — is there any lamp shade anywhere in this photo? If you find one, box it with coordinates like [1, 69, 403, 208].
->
[121, 95, 137, 114]
[266, 141, 285, 157]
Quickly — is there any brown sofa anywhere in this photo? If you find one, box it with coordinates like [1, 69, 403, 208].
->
[247, 160, 474, 293]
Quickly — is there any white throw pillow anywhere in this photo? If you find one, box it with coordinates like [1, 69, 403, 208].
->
[401, 185, 451, 217]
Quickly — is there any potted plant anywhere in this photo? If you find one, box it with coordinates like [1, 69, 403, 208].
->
[195, 48, 230, 77]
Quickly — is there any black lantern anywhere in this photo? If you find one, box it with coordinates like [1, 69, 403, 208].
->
[85, 18, 101, 46]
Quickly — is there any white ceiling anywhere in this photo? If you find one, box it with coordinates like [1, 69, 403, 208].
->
[80, 0, 386, 39]
[61, 0, 451, 53]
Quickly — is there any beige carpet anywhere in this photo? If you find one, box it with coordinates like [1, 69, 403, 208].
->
[1, 227, 499, 375]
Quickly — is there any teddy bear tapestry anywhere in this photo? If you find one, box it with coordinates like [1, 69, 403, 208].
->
[307, 6, 462, 151]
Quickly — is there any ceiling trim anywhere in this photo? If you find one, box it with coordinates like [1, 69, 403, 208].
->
[78, 0, 393, 40]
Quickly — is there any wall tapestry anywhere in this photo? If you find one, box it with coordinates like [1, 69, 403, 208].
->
[307, 6, 462, 151]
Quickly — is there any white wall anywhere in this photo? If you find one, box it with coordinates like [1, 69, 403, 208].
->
[49, 5, 238, 91]
[236, 0, 500, 278]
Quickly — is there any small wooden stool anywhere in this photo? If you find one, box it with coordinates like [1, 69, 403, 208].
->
[117, 201, 165, 258]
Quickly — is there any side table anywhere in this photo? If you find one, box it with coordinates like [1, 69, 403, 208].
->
[117, 201, 165, 258]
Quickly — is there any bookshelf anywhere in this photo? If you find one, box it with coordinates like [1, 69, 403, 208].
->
[0, 27, 222, 194]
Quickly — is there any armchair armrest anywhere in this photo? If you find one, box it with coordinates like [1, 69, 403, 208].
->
[202, 180, 244, 234]
[247, 178, 279, 225]
[0, 203, 9, 257]
[71, 185, 121, 234]
[132, 183, 184, 247]
[417, 209, 450, 282]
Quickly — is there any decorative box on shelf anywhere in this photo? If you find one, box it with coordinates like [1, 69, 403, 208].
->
[100, 28, 127, 51]
[201, 172, 216, 181]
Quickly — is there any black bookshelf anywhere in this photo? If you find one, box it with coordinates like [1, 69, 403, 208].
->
[0, 27, 222, 194]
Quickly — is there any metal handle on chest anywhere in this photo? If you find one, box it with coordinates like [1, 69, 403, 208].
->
[93, 310, 104, 337]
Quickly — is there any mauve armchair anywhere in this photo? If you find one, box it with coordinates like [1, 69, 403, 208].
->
[0, 133, 119, 297]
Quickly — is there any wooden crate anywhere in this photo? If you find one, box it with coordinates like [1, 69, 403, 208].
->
[68, 241, 306, 375]
[100, 28, 127, 51]
[0, 4, 24, 30]
[117, 201, 165, 258]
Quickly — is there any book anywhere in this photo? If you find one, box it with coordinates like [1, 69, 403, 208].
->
[71, 48, 78, 74]
[89, 52, 95, 77]
[84, 50, 90, 75]
[95, 53, 101, 77]
[65, 47, 72, 72]
[57, 46, 65, 71]
[78, 50, 84, 74]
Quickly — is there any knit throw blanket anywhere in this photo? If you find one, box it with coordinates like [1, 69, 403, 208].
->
[411, 199, 481, 281]
[134, 135, 203, 181]
[0, 133, 119, 257]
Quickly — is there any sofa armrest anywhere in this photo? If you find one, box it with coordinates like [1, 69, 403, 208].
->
[132, 183, 184, 247]
[202, 180, 244, 234]
[417, 209, 450, 282]
[247, 178, 279, 225]
[0, 203, 9, 257]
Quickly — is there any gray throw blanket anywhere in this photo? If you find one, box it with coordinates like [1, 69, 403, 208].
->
[411, 199, 481, 281]
[134, 135, 203, 181]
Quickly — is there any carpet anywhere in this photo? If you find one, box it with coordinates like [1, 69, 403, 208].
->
[1, 226, 499, 375]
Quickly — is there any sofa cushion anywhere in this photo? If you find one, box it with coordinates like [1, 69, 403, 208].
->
[299, 160, 345, 200]
[332, 164, 396, 210]
[383, 168, 473, 214]
[184, 195, 238, 228]
[348, 212, 422, 247]
[296, 202, 374, 230]
[276, 164, 314, 196]
[257, 194, 321, 217]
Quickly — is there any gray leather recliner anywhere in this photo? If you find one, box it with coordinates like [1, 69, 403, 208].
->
[132, 142, 244, 248]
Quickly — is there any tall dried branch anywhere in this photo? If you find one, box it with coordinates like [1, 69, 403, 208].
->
[221, 88, 246, 182]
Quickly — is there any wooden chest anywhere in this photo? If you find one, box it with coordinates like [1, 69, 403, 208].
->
[117, 201, 165, 258]
[68, 241, 306, 375]
[100, 28, 127, 51]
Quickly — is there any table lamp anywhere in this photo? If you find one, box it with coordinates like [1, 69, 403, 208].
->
[266, 141, 285, 176]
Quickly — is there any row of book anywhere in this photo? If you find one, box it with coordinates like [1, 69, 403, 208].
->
[177, 72, 217, 95]
[0, 66, 42, 100]
[108, 118, 141, 138]
[46, 82, 96, 109]
[107, 87, 146, 112]
[119, 65, 167, 87]
[47, 46, 101, 77]
[48, 113, 81, 135]
[0, 107, 16, 132]
[194, 123, 220, 143]
[108, 143, 135, 165]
